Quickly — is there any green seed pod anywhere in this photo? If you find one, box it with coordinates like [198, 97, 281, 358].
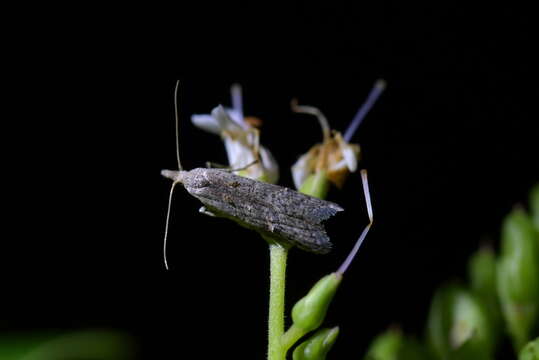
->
[364, 328, 427, 360]
[291, 273, 342, 332]
[468, 246, 502, 343]
[299, 172, 331, 200]
[426, 285, 493, 360]
[497, 209, 539, 351]
[292, 327, 339, 360]
[519, 337, 539, 360]
[531, 184, 539, 232]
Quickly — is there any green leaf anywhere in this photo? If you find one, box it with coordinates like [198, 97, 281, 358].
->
[0, 330, 134, 360]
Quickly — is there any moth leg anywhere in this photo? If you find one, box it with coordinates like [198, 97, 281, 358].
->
[199, 206, 216, 217]
[230, 159, 259, 172]
[205, 161, 229, 169]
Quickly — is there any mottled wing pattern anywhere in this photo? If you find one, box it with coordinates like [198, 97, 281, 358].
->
[189, 169, 343, 254]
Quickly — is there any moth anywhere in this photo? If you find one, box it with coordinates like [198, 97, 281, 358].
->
[162, 81, 343, 269]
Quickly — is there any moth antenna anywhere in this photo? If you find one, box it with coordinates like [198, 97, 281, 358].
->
[231, 83, 244, 122]
[163, 181, 180, 270]
[291, 98, 331, 141]
[343, 79, 386, 142]
[337, 169, 373, 274]
[174, 80, 183, 171]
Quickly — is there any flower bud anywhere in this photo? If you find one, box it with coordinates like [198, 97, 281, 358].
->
[364, 328, 427, 360]
[291, 273, 342, 332]
[497, 208, 539, 351]
[427, 285, 493, 360]
[299, 171, 330, 199]
[519, 337, 539, 360]
[364, 329, 402, 360]
[468, 246, 502, 343]
[292, 327, 339, 360]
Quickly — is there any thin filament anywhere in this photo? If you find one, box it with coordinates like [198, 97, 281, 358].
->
[343, 79, 386, 142]
[163, 181, 179, 270]
[291, 99, 331, 141]
[174, 80, 183, 170]
[231, 83, 244, 124]
[337, 169, 373, 274]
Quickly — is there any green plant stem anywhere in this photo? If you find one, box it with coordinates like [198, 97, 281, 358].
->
[281, 324, 307, 352]
[268, 243, 288, 360]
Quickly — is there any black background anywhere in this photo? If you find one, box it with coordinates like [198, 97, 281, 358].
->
[5, 2, 538, 359]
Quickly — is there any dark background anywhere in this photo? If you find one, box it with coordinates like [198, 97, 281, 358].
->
[5, 2, 538, 359]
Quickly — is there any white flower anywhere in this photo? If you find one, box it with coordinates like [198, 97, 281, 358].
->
[291, 79, 385, 189]
[191, 84, 279, 183]
[291, 120, 360, 189]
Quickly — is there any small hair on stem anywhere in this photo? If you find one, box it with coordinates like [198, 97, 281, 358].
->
[337, 169, 373, 274]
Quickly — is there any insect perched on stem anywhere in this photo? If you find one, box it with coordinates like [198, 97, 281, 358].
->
[161, 81, 344, 269]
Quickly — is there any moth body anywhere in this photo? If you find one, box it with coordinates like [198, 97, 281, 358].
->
[161, 167, 343, 254]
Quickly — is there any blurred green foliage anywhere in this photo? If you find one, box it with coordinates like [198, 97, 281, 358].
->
[363, 183, 539, 359]
[0, 330, 134, 360]
[364, 328, 427, 360]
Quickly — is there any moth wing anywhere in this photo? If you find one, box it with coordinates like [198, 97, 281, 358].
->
[191, 170, 342, 254]
[251, 180, 343, 225]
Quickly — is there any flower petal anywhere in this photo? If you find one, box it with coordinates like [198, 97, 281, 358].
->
[342, 145, 359, 172]
[226, 108, 248, 129]
[292, 152, 314, 190]
[212, 105, 244, 133]
[191, 114, 222, 135]
[222, 137, 255, 169]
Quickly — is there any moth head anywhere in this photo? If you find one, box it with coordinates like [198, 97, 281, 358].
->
[161, 168, 212, 192]
[161, 169, 187, 184]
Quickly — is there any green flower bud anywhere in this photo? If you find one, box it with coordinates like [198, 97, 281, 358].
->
[469, 247, 497, 300]
[364, 328, 427, 360]
[427, 285, 493, 360]
[468, 246, 502, 342]
[531, 184, 539, 232]
[364, 329, 402, 360]
[299, 171, 330, 199]
[292, 273, 342, 332]
[520, 337, 539, 360]
[450, 289, 493, 360]
[292, 327, 339, 360]
[497, 209, 539, 351]
[427, 285, 457, 359]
